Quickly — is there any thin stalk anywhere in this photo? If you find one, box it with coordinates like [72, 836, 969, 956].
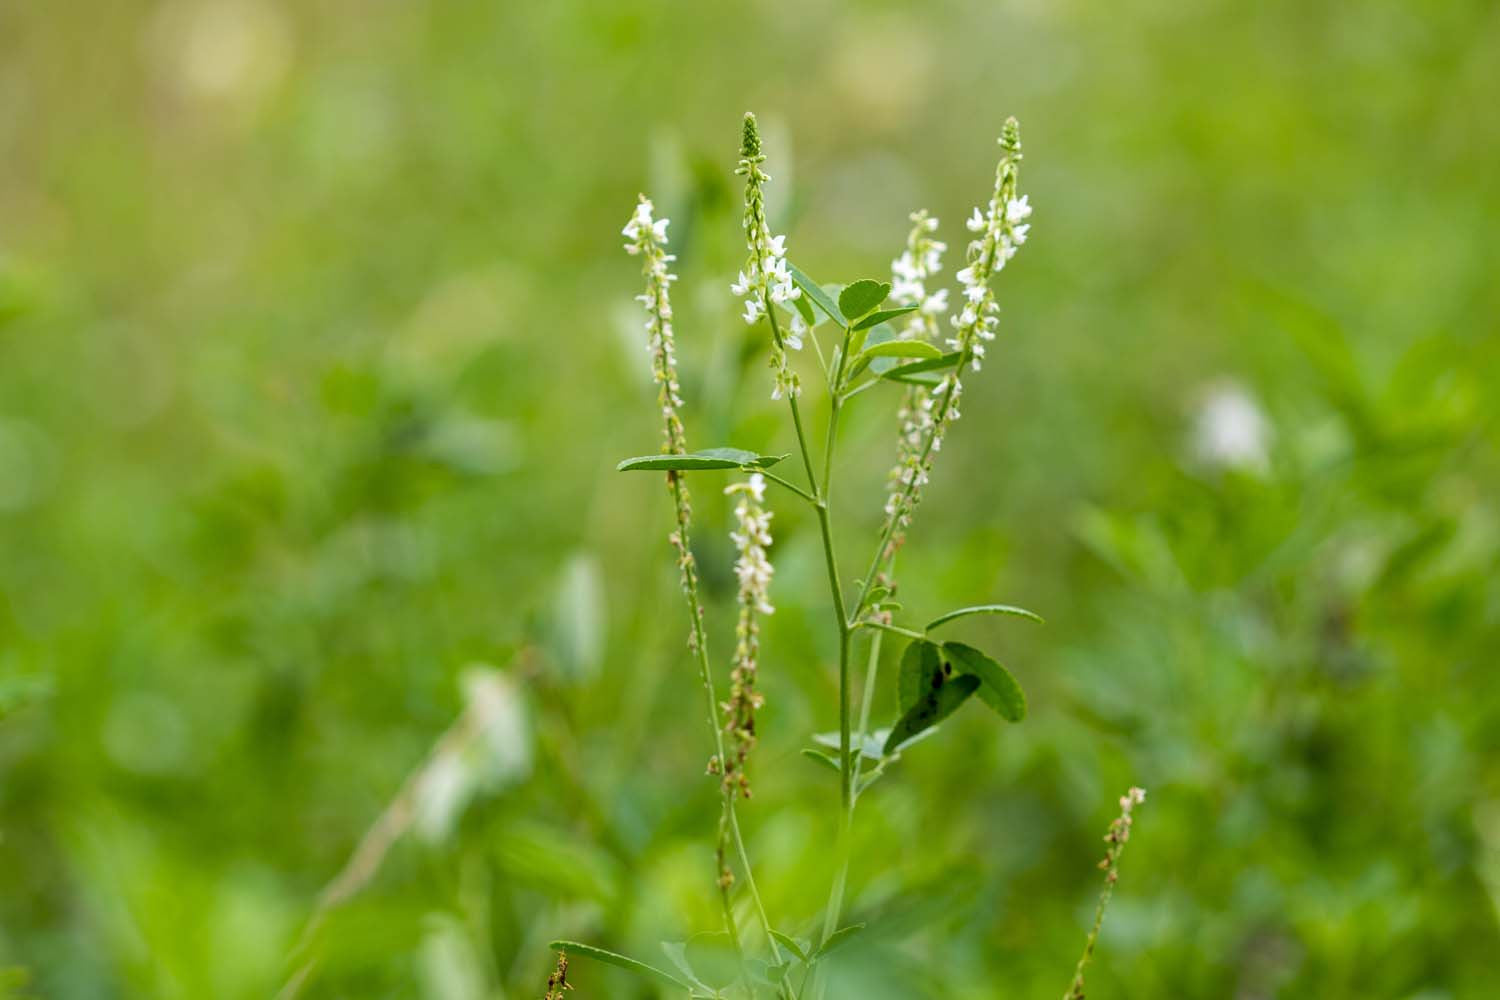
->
[671, 477, 793, 1000]
[855, 621, 924, 642]
[669, 474, 748, 961]
[758, 469, 818, 505]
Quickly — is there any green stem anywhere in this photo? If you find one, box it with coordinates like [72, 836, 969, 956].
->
[758, 469, 818, 505]
[668, 473, 788, 988]
[854, 620, 925, 642]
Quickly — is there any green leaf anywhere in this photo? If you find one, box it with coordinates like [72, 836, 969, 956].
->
[878, 351, 962, 381]
[659, 942, 713, 993]
[942, 642, 1026, 722]
[838, 280, 890, 321]
[787, 261, 843, 325]
[617, 448, 789, 471]
[685, 932, 740, 989]
[549, 940, 690, 990]
[800, 747, 842, 773]
[792, 289, 818, 328]
[770, 930, 811, 963]
[882, 673, 979, 755]
[852, 306, 920, 331]
[926, 604, 1045, 630]
[812, 731, 884, 761]
[896, 640, 942, 714]
[813, 923, 868, 959]
[860, 340, 943, 361]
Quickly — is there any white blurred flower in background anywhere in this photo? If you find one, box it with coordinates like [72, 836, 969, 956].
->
[1191, 379, 1272, 473]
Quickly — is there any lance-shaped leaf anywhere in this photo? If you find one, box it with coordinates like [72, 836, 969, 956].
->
[926, 604, 1045, 630]
[800, 747, 842, 773]
[787, 261, 843, 325]
[882, 673, 979, 755]
[859, 339, 943, 361]
[770, 930, 811, 963]
[549, 940, 690, 990]
[813, 923, 868, 959]
[896, 639, 943, 714]
[617, 448, 789, 471]
[852, 305, 920, 331]
[878, 351, 963, 384]
[942, 642, 1026, 722]
[838, 279, 891, 321]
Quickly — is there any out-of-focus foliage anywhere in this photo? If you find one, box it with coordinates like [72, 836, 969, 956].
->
[2, 1, 1498, 997]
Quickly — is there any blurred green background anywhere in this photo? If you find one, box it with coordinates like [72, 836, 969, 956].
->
[2, 1, 1498, 997]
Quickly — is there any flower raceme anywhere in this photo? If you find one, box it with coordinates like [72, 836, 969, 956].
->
[885, 211, 949, 546]
[877, 119, 1031, 566]
[622, 195, 686, 455]
[734, 112, 802, 401]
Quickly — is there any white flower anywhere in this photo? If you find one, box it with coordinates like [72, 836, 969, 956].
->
[622, 194, 687, 445]
[1006, 195, 1032, 223]
[737, 113, 803, 399]
[1191, 380, 1270, 472]
[785, 313, 806, 351]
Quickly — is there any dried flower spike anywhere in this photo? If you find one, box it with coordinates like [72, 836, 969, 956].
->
[543, 949, 572, 1000]
[1064, 786, 1147, 1000]
[721, 472, 774, 797]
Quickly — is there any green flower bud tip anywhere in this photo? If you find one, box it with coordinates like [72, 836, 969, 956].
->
[741, 111, 761, 159]
[1000, 116, 1022, 157]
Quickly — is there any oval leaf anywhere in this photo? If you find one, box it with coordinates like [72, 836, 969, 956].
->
[852, 306, 920, 331]
[617, 448, 788, 471]
[684, 932, 740, 989]
[942, 642, 1026, 722]
[882, 673, 979, 755]
[926, 604, 1044, 630]
[549, 940, 690, 990]
[787, 261, 843, 325]
[838, 280, 891, 321]
[896, 640, 942, 715]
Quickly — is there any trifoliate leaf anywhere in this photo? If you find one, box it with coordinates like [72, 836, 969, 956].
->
[942, 642, 1026, 722]
[896, 640, 943, 715]
[882, 673, 979, 755]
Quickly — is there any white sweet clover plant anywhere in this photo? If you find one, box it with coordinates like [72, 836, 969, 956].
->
[553, 113, 1145, 1000]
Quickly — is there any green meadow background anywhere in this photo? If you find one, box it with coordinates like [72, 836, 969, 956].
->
[2, 1, 1498, 997]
